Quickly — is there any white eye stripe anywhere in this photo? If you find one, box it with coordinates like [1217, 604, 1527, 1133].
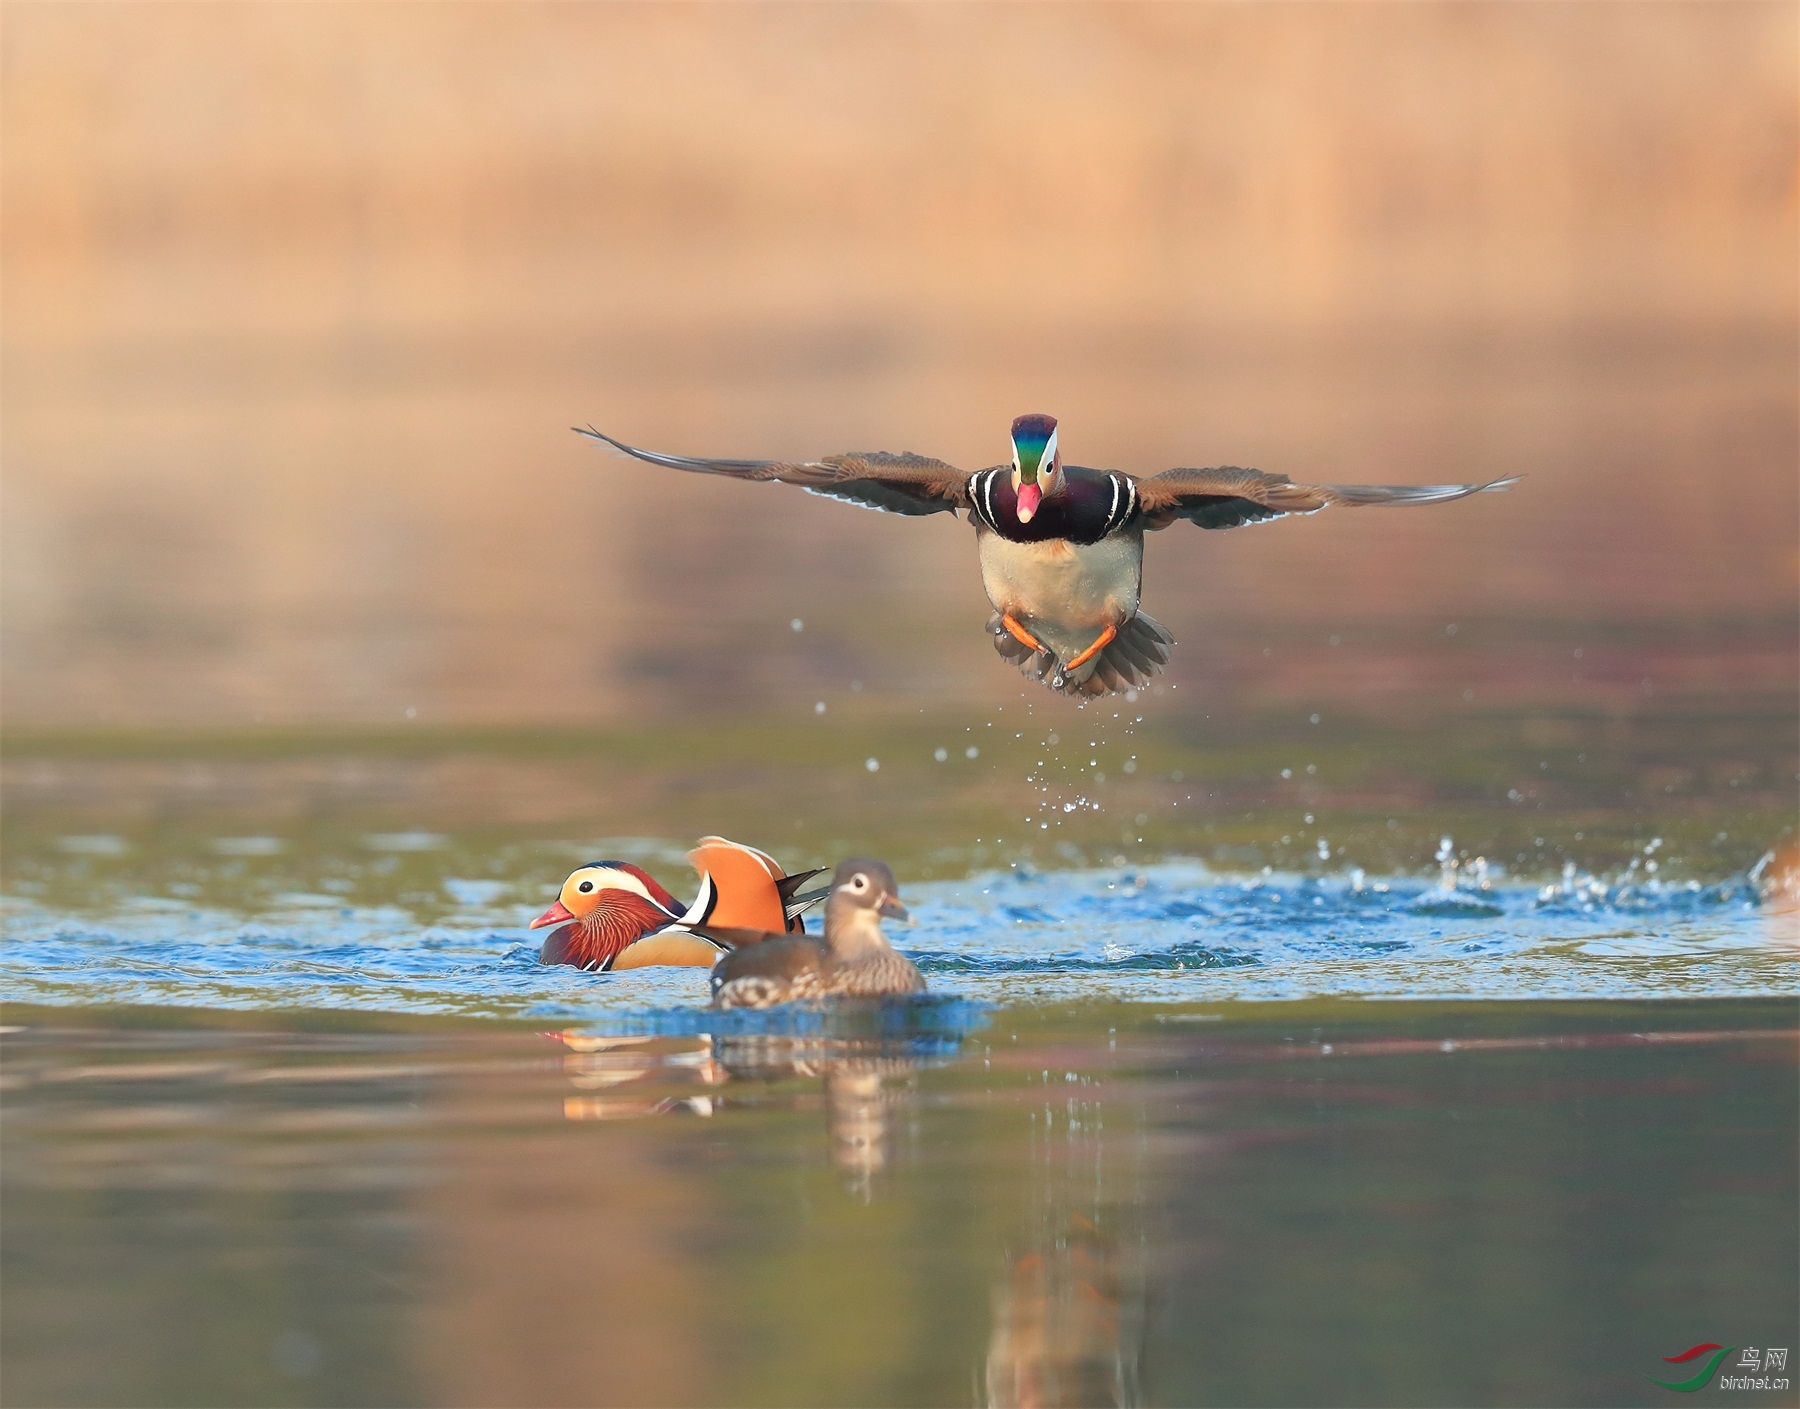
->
[569, 868, 653, 903]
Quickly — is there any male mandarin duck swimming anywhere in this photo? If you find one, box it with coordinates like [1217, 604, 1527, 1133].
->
[531, 836, 825, 972]
[709, 858, 926, 1008]
[578, 417, 1517, 697]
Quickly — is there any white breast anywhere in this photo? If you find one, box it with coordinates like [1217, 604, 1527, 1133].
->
[976, 529, 1144, 660]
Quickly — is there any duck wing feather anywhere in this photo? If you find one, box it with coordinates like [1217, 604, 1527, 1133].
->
[577, 427, 971, 516]
[1135, 465, 1518, 530]
[709, 935, 830, 1007]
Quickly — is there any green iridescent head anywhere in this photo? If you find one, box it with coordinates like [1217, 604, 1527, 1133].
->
[1009, 414, 1060, 484]
[1009, 414, 1061, 524]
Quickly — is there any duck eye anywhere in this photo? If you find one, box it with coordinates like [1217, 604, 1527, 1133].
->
[577, 880, 594, 894]
[851, 874, 868, 890]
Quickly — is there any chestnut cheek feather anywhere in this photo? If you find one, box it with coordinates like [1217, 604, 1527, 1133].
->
[561, 893, 675, 968]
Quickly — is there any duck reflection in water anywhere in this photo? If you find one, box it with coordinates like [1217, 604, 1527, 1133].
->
[554, 1033, 728, 1120]
[546, 1028, 1145, 1401]
[986, 1210, 1143, 1409]
[986, 1050, 1148, 1409]
[715, 1034, 924, 1196]
[548, 1031, 929, 1196]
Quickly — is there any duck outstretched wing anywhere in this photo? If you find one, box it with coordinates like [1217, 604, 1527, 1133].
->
[1134, 466, 1518, 530]
[577, 427, 971, 517]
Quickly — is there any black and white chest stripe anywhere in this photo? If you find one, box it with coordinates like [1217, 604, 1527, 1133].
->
[968, 469, 1001, 531]
[1099, 471, 1141, 538]
[965, 469, 1140, 539]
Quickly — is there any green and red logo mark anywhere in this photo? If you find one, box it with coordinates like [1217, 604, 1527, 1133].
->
[1646, 1343, 1733, 1392]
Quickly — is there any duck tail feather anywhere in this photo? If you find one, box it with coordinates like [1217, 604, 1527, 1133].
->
[775, 869, 831, 929]
[987, 614, 1058, 681]
[1073, 614, 1178, 697]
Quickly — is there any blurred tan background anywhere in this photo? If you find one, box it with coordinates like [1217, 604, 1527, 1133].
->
[5, 1, 1795, 728]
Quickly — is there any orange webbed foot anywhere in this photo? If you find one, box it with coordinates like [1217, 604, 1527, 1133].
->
[1000, 613, 1046, 653]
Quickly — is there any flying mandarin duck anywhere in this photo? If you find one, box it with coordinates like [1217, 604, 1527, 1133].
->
[578, 417, 1516, 697]
[709, 858, 925, 1008]
[531, 837, 825, 973]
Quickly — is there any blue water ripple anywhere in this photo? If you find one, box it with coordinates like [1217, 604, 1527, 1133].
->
[1, 863, 1793, 1020]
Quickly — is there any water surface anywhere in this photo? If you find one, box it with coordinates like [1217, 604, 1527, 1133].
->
[3, 725, 1794, 1407]
[2, 860, 1790, 1019]
[4, 1000, 1794, 1407]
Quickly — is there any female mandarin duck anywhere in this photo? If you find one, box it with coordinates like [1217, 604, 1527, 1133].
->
[578, 417, 1516, 697]
[531, 836, 825, 972]
[709, 858, 925, 1008]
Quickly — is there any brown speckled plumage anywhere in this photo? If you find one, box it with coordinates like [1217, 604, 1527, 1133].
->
[710, 859, 924, 1008]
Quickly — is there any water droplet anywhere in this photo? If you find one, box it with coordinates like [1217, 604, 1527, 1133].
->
[790, 618, 804, 632]
[865, 757, 880, 772]
[934, 747, 948, 762]
[813, 701, 827, 715]
[965, 746, 979, 759]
